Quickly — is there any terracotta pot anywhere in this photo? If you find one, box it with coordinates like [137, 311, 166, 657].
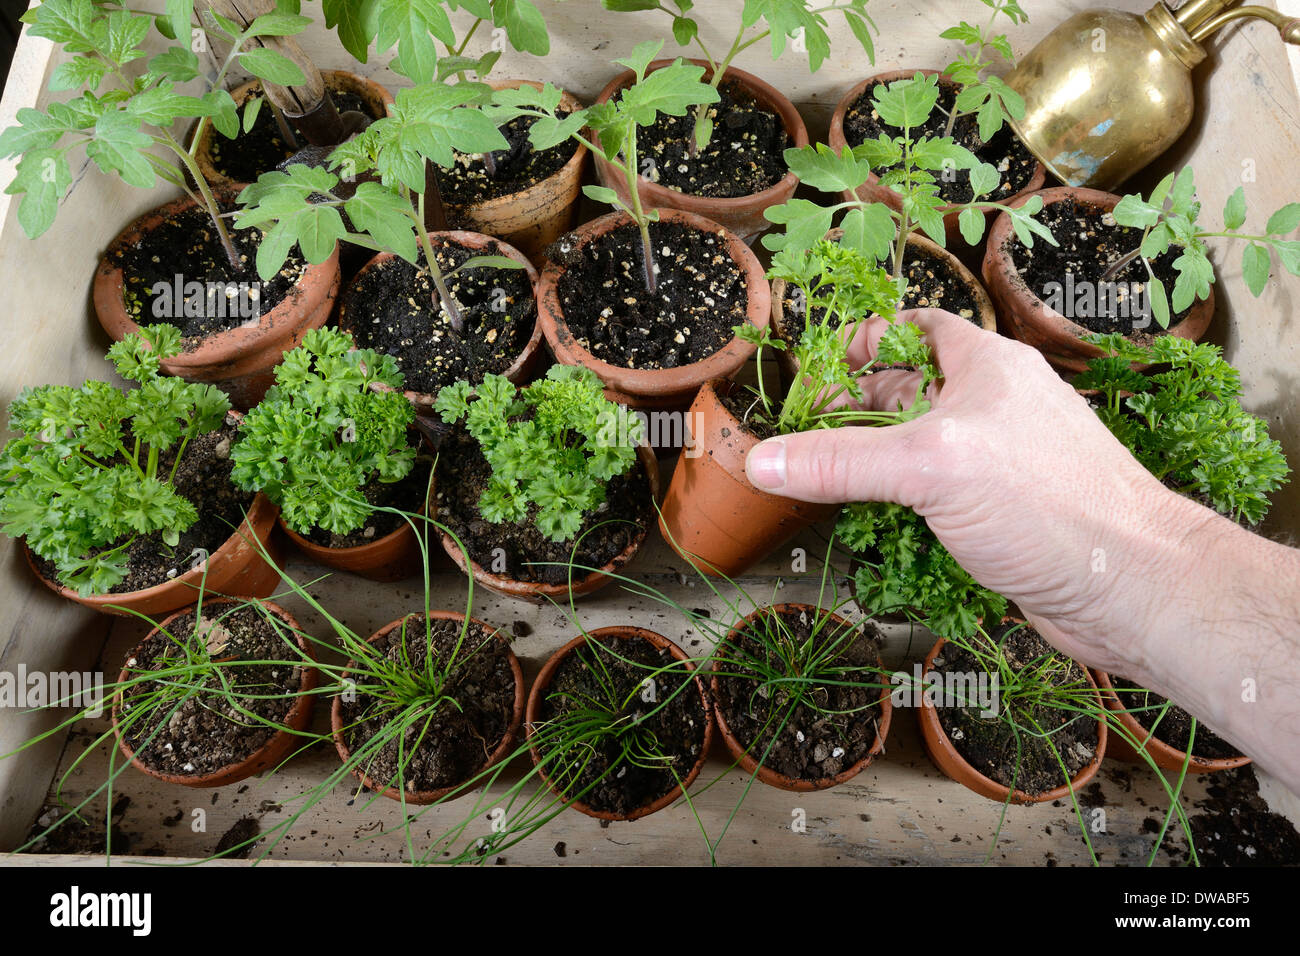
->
[828, 69, 1047, 247]
[330, 611, 526, 805]
[440, 80, 589, 262]
[712, 603, 893, 791]
[526, 626, 713, 821]
[592, 59, 807, 240]
[112, 599, 317, 788]
[94, 193, 341, 410]
[916, 633, 1108, 804]
[658, 379, 838, 578]
[438, 444, 659, 603]
[770, 228, 997, 384]
[1092, 670, 1250, 773]
[25, 414, 282, 617]
[538, 208, 769, 411]
[982, 186, 1216, 373]
[276, 469, 433, 583]
[190, 70, 395, 192]
[337, 230, 544, 414]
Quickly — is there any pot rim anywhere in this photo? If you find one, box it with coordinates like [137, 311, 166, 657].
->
[524, 625, 714, 821]
[917, 624, 1108, 805]
[337, 229, 542, 409]
[592, 58, 809, 210]
[1092, 669, 1251, 772]
[111, 598, 317, 787]
[710, 602, 893, 792]
[329, 610, 527, 804]
[537, 207, 769, 397]
[93, 192, 341, 371]
[437, 443, 660, 601]
[276, 465, 433, 562]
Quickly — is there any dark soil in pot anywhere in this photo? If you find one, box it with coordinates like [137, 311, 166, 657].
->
[935, 623, 1100, 796]
[1005, 196, 1193, 334]
[113, 202, 309, 340]
[550, 219, 748, 369]
[434, 428, 651, 584]
[32, 421, 254, 594]
[1111, 678, 1242, 761]
[634, 81, 789, 198]
[1186, 766, 1300, 865]
[843, 79, 1036, 205]
[718, 388, 779, 441]
[779, 243, 982, 348]
[208, 89, 379, 185]
[119, 604, 304, 777]
[715, 607, 886, 782]
[342, 237, 536, 395]
[435, 113, 578, 206]
[338, 617, 517, 795]
[535, 634, 707, 815]
[301, 460, 431, 549]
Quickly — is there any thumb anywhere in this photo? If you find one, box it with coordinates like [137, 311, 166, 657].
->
[745, 421, 937, 506]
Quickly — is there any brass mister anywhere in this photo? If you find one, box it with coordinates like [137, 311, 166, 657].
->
[1004, 0, 1300, 189]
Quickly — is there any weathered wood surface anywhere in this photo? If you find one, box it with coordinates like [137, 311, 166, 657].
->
[0, 0, 1298, 864]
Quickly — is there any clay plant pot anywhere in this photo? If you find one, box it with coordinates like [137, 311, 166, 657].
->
[592, 59, 808, 240]
[443, 80, 589, 262]
[337, 230, 545, 414]
[112, 599, 317, 788]
[276, 473, 433, 583]
[712, 604, 893, 791]
[829, 69, 1047, 247]
[330, 611, 525, 804]
[916, 634, 1108, 804]
[525, 626, 713, 821]
[190, 70, 395, 192]
[1092, 670, 1251, 773]
[982, 186, 1215, 373]
[93, 193, 341, 410]
[438, 444, 660, 603]
[24, 413, 282, 618]
[658, 379, 838, 578]
[770, 228, 997, 384]
[538, 208, 770, 413]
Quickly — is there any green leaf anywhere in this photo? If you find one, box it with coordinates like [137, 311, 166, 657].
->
[87, 111, 154, 188]
[1242, 243, 1270, 296]
[618, 59, 717, 126]
[1222, 186, 1247, 231]
[344, 181, 419, 264]
[498, 0, 549, 56]
[1265, 202, 1300, 236]
[1148, 276, 1171, 329]
[672, 15, 698, 46]
[614, 39, 665, 80]
[968, 161, 1000, 197]
[126, 86, 210, 125]
[583, 184, 620, 206]
[243, 95, 264, 134]
[239, 47, 308, 86]
[762, 198, 834, 254]
[6, 148, 72, 238]
[782, 142, 872, 193]
[958, 206, 984, 245]
[104, 10, 151, 65]
[49, 56, 111, 92]
[602, 0, 660, 9]
[844, 11, 875, 63]
[323, 0, 375, 62]
[148, 47, 201, 83]
[1113, 193, 1161, 229]
[838, 203, 895, 264]
[247, 11, 312, 36]
[871, 73, 941, 130]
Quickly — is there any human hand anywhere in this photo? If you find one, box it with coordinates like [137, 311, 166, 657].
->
[743, 308, 1216, 677]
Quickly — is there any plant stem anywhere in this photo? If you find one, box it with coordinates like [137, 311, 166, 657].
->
[622, 124, 658, 294]
[161, 135, 242, 271]
[413, 193, 465, 332]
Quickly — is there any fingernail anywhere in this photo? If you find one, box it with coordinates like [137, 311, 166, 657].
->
[746, 439, 787, 490]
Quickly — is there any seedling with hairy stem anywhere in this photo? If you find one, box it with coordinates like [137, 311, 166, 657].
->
[602, 0, 878, 155]
[939, 0, 1028, 141]
[1101, 166, 1300, 328]
[229, 328, 419, 537]
[486, 40, 720, 293]
[0, 325, 231, 596]
[0, 0, 312, 269]
[235, 81, 523, 332]
[1074, 333, 1290, 526]
[764, 72, 1056, 289]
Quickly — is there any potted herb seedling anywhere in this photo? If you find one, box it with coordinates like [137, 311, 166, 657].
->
[432, 365, 659, 601]
[596, 0, 878, 237]
[0, 326, 280, 616]
[829, 0, 1045, 244]
[763, 73, 1057, 368]
[0, 1, 341, 408]
[984, 168, 1300, 371]
[509, 42, 769, 411]
[917, 619, 1108, 812]
[658, 240, 936, 577]
[1074, 333, 1288, 770]
[229, 327, 433, 581]
[524, 625, 711, 821]
[237, 81, 543, 412]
